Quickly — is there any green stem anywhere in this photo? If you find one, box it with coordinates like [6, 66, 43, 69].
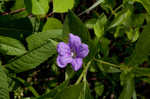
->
[94, 58, 120, 68]
[13, 76, 39, 97]
[114, 4, 123, 13]
[108, 4, 123, 20]
[75, 60, 92, 85]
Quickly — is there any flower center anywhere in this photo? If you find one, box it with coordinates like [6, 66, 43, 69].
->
[71, 51, 76, 58]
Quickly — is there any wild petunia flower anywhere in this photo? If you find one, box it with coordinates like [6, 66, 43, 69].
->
[57, 33, 89, 71]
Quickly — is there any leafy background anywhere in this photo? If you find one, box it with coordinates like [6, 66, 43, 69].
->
[0, 0, 150, 99]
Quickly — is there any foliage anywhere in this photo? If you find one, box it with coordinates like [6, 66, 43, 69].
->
[0, 0, 150, 99]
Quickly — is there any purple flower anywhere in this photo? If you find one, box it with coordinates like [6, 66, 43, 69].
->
[57, 33, 89, 71]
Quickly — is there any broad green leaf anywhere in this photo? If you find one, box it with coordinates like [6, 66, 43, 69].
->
[130, 14, 145, 27]
[5, 40, 56, 73]
[43, 18, 62, 31]
[0, 16, 32, 39]
[133, 67, 150, 77]
[37, 67, 75, 99]
[26, 29, 62, 50]
[94, 82, 104, 96]
[28, 17, 41, 32]
[63, 11, 90, 44]
[94, 14, 107, 38]
[53, 0, 74, 13]
[24, 0, 49, 15]
[85, 18, 97, 29]
[0, 36, 27, 56]
[114, 25, 125, 38]
[54, 83, 84, 99]
[109, 9, 132, 29]
[88, 38, 99, 59]
[37, 80, 69, 99]
[123, 0, 130, 4]
[10, 0, 28, 19]
[126, 28, 139, 42]
[0, 66, 9, 99]
[128, 24, 150, 66]
[100, 37, 110, 57]
[146, 14, 150, 23]
[11, 0, 24, 10]
[38, 0, 50, 14]
[119, 73, 135, 99]
[134, 0, 150, 15]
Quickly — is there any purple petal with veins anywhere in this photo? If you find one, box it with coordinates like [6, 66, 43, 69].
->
[57, 55, 72, 68]
[77, 43, 89, 58]
[57, 42, 71, 56]
[69, 33, 81, 52]
[71, 58, 83, 71]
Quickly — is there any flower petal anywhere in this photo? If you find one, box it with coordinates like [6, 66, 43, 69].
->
[57, 42, 71, 56]
[57, 55, 73, 68]
[69, 33, 81, 52]
[71, 58, 83, 71]
[77, 43, 89, 58]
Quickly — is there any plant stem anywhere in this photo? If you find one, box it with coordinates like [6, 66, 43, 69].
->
[75, 60, 92, 85]
[13, 76, 39, 97]
[94, 58, 120, 68]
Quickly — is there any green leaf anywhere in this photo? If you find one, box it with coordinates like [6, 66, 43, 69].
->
[54, 83, 84, 99]
[94, 82, 104, 96]
[53, 0, 74, 13]
[0, 66, 9, 99]
[94, 14, 107, 38]
[100, 0, 116, 14]
[100, 37, 110, 57]
[85, 18, 97, 29]
[26, 30, 62, 50]
[109, 9, 132, 29]
[126, 28, 139, 42]
[0, 16, 32, 39]
[134, 0, 150, 15]
[37, 68, 75, 99]
[11, 0, 25, 10]
[128, 24, 150, 66]
[5, 40, 56, 73]
[133, 67, 150, 77]
[114, 25, 125, 38]
[43, 18, 63, 31]
[88, 38, 99, 59]
[79, 0, 104, 15]
[24, 0, 50, 15]
[63, 11, 91, 44]
[119, 73, 135, 99]
[146, 14, 150, 23]
[130, 14, 145, 27]
[0, 36, 27, 56]
[37, 80, 69, 99]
